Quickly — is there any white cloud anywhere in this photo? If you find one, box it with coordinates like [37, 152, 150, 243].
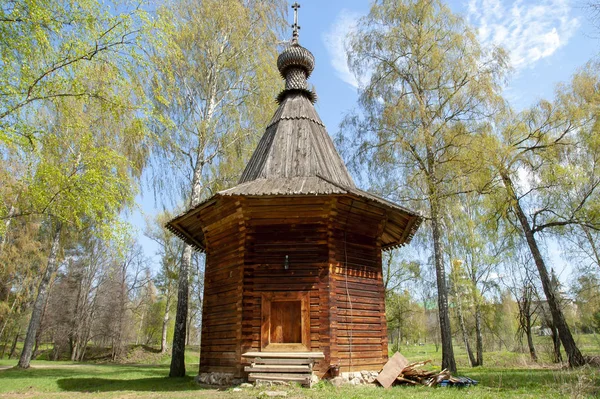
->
[516, 166, 532, 192]
[487, 272, 506, 281]
[467, 0, 580, 70]
[322, 9, 362, 88]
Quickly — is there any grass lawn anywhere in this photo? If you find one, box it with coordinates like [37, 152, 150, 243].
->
[0, 342, 599, 399]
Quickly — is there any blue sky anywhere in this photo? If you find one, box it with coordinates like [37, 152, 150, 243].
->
[129, 0, 599, 281]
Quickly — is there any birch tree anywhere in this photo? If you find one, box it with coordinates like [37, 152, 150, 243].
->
[344, 0, 508, 372]
[1, 0, 148, 238]
[482, 62, 600, 367]
[1, 0, 150, 368]
[148, 0, 285, 377]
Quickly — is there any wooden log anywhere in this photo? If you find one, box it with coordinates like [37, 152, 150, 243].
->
[396, 376, 418, 385]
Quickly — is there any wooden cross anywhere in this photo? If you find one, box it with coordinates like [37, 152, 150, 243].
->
[292, 2, 300, 42]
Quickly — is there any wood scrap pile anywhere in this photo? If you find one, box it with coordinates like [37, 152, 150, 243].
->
[396, 360, 451, 387]
[376, 352, 478, 389]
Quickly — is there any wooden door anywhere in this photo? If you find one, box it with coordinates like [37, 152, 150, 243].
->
[270, 300, 302, 343]
[261, 291, 310, 351]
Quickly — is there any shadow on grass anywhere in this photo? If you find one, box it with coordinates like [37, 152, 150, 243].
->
[0, 364, 170, 380]
[56, 376, 216, 392]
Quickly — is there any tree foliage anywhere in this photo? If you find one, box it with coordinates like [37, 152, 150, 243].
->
[1, 0, 150, 369]
[146, 0, 286, 377]
[344, 0, 508, 373]
[479, 62, 600, 367]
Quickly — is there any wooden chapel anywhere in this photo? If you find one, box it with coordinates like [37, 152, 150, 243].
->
[166, 3, 422, 381]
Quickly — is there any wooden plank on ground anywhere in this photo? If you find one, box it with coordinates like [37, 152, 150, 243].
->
[376, 352, 409, 389]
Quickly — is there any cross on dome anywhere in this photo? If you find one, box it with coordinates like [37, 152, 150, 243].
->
[275, 2, 316, 103]
[291, 2, 300, 43]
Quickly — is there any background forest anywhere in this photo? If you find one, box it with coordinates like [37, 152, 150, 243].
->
[1, 0, 600, 384]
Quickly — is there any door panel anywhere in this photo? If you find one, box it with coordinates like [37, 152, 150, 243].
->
[261, 291, 310, 351]
[270, 301, 301, 343]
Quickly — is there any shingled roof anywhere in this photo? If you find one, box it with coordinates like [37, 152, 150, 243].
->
[167, 28, 422, 251]
[238, 93, 355, 188]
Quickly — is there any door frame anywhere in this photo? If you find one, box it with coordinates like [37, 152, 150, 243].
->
[261, 291, 311, 352]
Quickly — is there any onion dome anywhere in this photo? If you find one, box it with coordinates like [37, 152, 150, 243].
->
[277, 43, 315, 81]
[276, 5, 316, 103]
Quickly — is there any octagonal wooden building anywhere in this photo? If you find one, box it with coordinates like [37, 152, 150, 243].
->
[167, 24, 422, 381]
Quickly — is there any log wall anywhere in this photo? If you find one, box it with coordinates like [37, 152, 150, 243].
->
[199, 198, 245, 375]
[199, 195, 388, 377]
[330, 196, 388, 372]
[240, 197, 331, 376]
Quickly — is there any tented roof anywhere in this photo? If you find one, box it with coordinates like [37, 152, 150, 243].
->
[167, 39, 422, 251]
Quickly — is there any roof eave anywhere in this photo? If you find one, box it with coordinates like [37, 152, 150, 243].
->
[164, 196, 220, 252]
[165, 176, 424, 252]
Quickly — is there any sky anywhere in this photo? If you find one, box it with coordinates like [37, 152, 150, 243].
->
[128, 0, 599, 283]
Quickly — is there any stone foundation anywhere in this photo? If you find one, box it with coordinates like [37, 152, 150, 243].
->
[330, 371, 379, 386]
[195, 372, 243, 386]
[195, 370, 377, 387]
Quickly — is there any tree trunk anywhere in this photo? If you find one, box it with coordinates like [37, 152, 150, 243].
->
[71, 273, 84, 362]
[1, 340, 7, 359]
[80, 343, 88, 362]
[456, 292, 476, 367]
[78, 296, 96, 362]
[501, 172, 584, 367]
[582, 227, 600, 269]
[0, 203, 16, 255]
[427, 168, 456, 373]
[398, 325, 402, 347]
[474, 301, 483, 366]
[33, 330, 41, 360]
[68, 337, 75, 361]
[34, 286, 51, 359]
[431, 212, 456, 372]
[137, 307, 145, 345]
[0, 298, 19, 340]
[521, 285, 537, 362]
[170, 153, 204, 377]
[8, 329, 20, 359]
[170, 244, 191, 377]
[551, 324, 563, 363]
[161, 287, 171, 354]
[18, 222, 62, 368]
[186, 310, 193, 347]
[113, 271, 127, 362]
[525, 317, 537, 362]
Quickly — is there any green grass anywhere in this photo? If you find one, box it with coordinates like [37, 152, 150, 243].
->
[2, 341, 201, 365]
[303, 366, 600, 398]
[0, 343, 599, 398]
[0, 360, 209, 398]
